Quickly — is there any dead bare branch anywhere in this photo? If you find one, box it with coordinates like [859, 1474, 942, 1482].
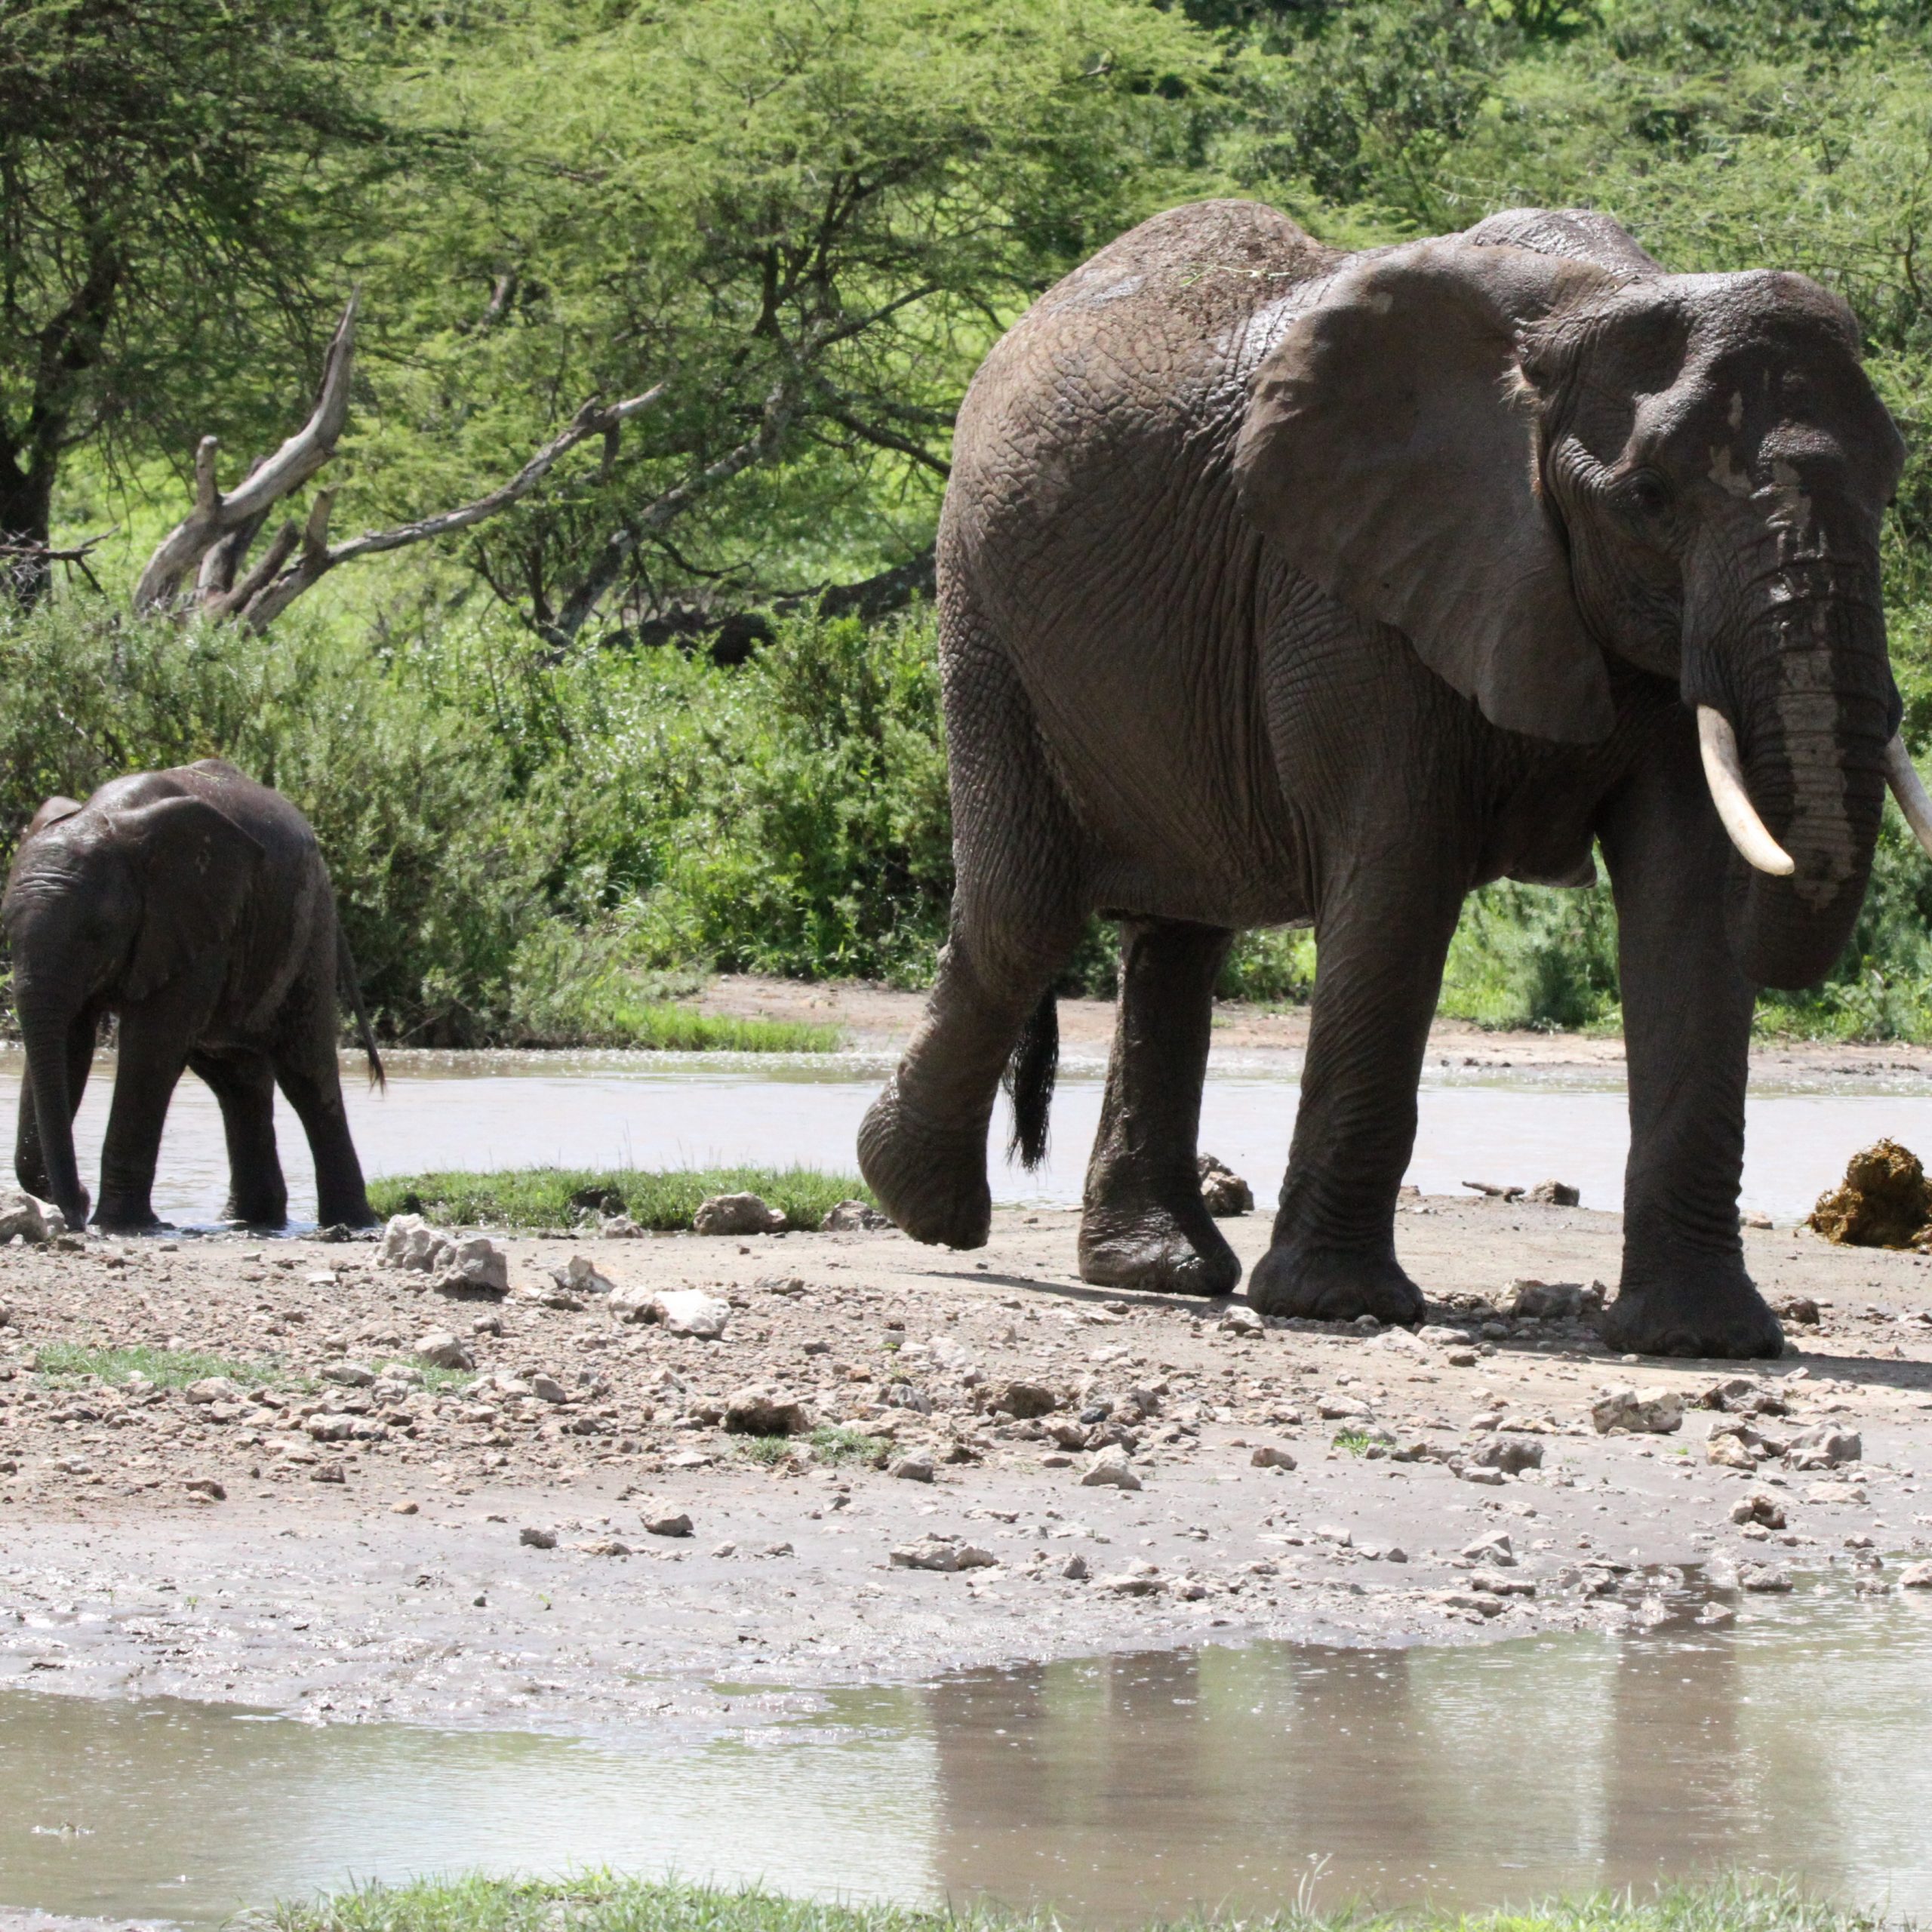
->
[237, 385, 667, 628]
[1, 531, 112, 595]
[132, 291, 669, 632]
[134, 294, 359, 611]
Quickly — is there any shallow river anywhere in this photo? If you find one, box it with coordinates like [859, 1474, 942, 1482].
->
[4, 1044, 1932, 1228]
[5, 1586, 1932, 1925]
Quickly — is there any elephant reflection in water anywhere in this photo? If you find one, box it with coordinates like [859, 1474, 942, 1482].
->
[924, 1647, 1432, 1917]
[923, 1623, 1840, 1910]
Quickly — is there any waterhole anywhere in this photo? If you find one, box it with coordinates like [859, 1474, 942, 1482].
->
[5, 1586, 1931, 1926]
[2, 1047, 1930, 1230]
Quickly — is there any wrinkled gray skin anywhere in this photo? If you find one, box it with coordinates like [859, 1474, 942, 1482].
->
[858, 200, 1908, 1361]
[4, 759, 381, 1232]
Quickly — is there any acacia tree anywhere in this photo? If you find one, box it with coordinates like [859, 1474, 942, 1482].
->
[0, 0, 391, 595]
[343, 0, 1208, 645]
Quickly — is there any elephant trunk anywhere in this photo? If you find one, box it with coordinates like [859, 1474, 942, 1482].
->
[20, 996, 88, 1229]
[1690, 554, 1892, 991]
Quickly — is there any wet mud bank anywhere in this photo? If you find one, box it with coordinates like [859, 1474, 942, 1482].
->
[2, 1198, 1930, 1737]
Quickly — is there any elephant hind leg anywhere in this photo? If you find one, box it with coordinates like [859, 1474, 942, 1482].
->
[1079, 917, 1240, 1297]
[190, 1050, 288, 1227]
[274, 1048, 376, 1229]
[859, 611, 1092, 1248]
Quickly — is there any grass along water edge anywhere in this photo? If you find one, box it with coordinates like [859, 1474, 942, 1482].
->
[366, 1165, 873, 1232]
[251, 1874, 1909, 1932]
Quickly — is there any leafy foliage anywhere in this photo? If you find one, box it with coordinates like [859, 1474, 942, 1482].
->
[22, 0, 1932, 1041]
[0, 0, 392, 565]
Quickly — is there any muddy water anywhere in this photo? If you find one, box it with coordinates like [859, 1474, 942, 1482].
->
[2, 1046, 1930, 1230]
[5, 1588, 1932, 1926]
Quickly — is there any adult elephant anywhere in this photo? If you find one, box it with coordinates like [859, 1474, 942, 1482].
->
[859, 199, 1929, 1360]
[4, 759, 382, 1232]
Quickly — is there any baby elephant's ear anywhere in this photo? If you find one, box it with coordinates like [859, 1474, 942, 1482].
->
[23, 797, 83, 840]
[115, 795, 265, 1003]
[1233, 236, 1617, 744]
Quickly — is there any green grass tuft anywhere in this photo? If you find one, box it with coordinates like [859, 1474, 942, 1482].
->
[592, 1005, 844, 1053]
[809, 1423, 892, 1466]
[366, 1165, 872, 1232]
[248, 1872, 1902, 1932]
[736, 1436, 794, 1466]
[33, 1342, 271, 1389]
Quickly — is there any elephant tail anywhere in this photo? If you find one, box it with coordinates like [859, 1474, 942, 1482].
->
[1001, 990, 1057, 1170]
[336, 924, 386, 1091]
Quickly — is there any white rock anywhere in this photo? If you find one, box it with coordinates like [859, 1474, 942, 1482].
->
[889, 1451, 937, 1483]
[551, 1254, 614, 1297]
[1785, 1423, 1862, 1470]
[1900, 1561, 1932, 1589]
[183, 1376, 242, 1405]
[1220, 1305, 1264, 1338]
[414, 1329, 474, 1371]
[1591, 1386, 1684, 1435]
[823, 1199, 891, 1231]
[435, 1234, 509, 1298]
[0, 1189, 57, 1243]
[1081, 1444, 1143, 1490]
[650, 1288, 733, 1339]
[639, 1500, 693, 1538]
[381, 1214, 452, 1272]
[891, 1535, 995, 1573]
[693, 1192, 787, 1236]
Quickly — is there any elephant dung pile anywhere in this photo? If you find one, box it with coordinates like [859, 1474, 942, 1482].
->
[1809, 1139, 1932, 1249]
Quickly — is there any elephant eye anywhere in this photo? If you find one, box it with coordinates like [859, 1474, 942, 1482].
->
[1619, 470, 1671, 518]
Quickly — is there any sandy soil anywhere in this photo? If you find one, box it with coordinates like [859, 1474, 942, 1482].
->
[4, 1196, 1932, 1740]
[691, 973, 1932, 1081]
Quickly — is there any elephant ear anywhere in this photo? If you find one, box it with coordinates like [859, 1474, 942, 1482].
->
[23, 797, 83, 840]
[115, 795, 264, 1003]
[1232, 235, 1618, 743]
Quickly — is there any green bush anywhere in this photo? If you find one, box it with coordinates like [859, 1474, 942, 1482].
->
[0, 596, 547, 1044]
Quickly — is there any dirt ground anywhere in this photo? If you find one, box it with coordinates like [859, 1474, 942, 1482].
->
[4, 1190, 1932, 1740]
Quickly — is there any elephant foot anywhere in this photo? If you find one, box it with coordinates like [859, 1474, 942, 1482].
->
[857, 1077, 990, 1250]
[226, 1190, 289, 1229]
[94, 1205, 168, 1234]
[1247, 1240, 1426, 1326]
[316, 1195, 378, 1230]
[1079, 1189, 1240, 1297]
[1598, 1271, 1785, 1361]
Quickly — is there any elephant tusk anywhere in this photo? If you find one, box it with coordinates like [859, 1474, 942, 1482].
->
[1884, 733, 1932, 861]
[1697, 706, 1795, 877]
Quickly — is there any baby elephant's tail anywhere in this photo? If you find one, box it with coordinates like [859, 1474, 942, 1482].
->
[1002, 989, 1057, 1170]
[336, 923, 386, 1091]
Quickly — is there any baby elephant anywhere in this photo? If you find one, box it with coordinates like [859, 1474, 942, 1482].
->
[4, 759, 382, 1232]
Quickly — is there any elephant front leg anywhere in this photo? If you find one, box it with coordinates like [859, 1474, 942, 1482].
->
[1079, 917, 1240, 1296]
[95, 1008, 192, 1231]
[15, 1012, 94, 1204]
[1247, 873, 1463, 1325]
[1597, 736, 1782, 1361]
